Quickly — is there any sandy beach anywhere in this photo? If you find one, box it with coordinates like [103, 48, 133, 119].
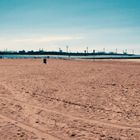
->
[0, 58, 140, 140]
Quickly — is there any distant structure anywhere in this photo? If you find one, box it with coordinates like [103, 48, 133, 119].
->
[93, 50, 95, 53]
[59, 48, 63, 53]
[103, 48, 105, 53]
[125, 49, 127, 54]
[132, 50, 135, 55]
[116, 48, 118, 54]
[66, 45, 69, 53]
[86, 47, 88, 53]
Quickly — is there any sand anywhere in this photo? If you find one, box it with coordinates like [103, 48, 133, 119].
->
[0, 58, 140, 140]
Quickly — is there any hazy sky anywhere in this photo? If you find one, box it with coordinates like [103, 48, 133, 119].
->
[0, 0, 140, 54]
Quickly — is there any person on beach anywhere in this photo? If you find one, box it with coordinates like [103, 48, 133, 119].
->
[43, 58, 47, 64]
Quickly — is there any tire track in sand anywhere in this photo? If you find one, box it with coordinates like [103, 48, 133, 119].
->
[0, 95, 140, 132]
[0, 114, 61, 140]
[0, 84, 63, 140]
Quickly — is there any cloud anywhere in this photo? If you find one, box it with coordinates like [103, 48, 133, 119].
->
[11, 35, 84, 43]
[0, 34, 84, 51]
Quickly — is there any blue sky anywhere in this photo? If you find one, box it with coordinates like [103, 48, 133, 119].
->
[0, 0, 140, 54]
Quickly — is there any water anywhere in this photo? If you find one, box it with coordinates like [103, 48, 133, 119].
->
[0, 54, 140, 59]
[0, 55, 59, 59]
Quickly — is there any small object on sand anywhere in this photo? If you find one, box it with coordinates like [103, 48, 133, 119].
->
[43, 58, 47, 64]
